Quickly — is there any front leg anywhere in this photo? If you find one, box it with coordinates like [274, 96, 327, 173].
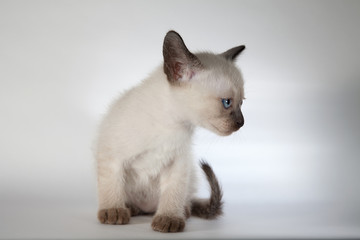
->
[151, 156, 193, 233]
[97, 160, 131, 225]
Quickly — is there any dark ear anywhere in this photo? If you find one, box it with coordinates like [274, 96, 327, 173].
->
[220, 45, 245, 61]
[163, 31, 202, 84]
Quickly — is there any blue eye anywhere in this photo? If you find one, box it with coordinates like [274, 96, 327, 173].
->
[221, 98, 232, 109]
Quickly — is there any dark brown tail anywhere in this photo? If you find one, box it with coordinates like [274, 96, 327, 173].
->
[191, 160, 223, 219]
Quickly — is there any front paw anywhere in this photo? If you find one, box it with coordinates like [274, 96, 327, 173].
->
[151, 215, 185, 233]
[97, 208, 130, 225]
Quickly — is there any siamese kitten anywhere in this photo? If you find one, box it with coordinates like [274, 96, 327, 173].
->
[95, 30, 245, 233]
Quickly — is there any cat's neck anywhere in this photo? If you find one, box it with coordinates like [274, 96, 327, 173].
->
[140, 66, 195, 134]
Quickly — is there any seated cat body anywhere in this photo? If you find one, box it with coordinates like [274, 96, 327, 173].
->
[95, 30, 245, 233]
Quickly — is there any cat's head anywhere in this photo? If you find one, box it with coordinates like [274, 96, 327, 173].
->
[163, 31, 245, 136]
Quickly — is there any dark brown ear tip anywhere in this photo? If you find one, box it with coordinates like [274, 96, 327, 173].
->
[165, 30, 181, 39]
[220, 45, 246, 61]
[164, 30, 186, 47]
[167, 30, 179, 35]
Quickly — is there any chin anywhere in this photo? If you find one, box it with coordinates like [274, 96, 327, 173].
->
[206, 124, 235, 136]
[217, 130, 235, 136]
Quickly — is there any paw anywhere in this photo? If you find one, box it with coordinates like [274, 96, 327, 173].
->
[151, 215, 185, 233]
[97, 208, 130, 225]
[126, 203, 144, 216]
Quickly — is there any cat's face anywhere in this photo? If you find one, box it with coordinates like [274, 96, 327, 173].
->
[163, 31, 245, 136]
[189, 61, 244, 136]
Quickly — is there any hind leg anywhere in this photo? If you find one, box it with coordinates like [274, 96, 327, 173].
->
[126, 203, 147, 216]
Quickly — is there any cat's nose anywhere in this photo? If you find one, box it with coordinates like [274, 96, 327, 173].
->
[236, 117, 244, 128]
[231, 110, 244, 129]
[236, 111, 244, 128]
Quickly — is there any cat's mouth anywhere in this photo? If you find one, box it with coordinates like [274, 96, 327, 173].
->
[209, 123, 237, 136]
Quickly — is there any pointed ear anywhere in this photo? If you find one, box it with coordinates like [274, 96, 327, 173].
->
[220, 45, 246, 61]
[163, 31, 202, 84]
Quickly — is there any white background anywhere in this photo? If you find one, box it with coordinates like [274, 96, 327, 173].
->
[1, 0, 360, 238]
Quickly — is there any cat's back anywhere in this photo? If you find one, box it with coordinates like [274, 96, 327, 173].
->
[100, 67, 166, 128]
[95, 67, 180, 158]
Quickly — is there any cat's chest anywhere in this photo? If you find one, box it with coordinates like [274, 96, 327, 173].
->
[131, 142, 184, 174]
[128, 130, 192, 177]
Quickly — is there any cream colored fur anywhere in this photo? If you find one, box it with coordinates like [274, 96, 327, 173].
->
[95, 31, 245, 232]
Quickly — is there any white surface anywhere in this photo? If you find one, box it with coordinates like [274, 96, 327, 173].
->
[1, 0, 360, 239]
[1, 200, 359, 239]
